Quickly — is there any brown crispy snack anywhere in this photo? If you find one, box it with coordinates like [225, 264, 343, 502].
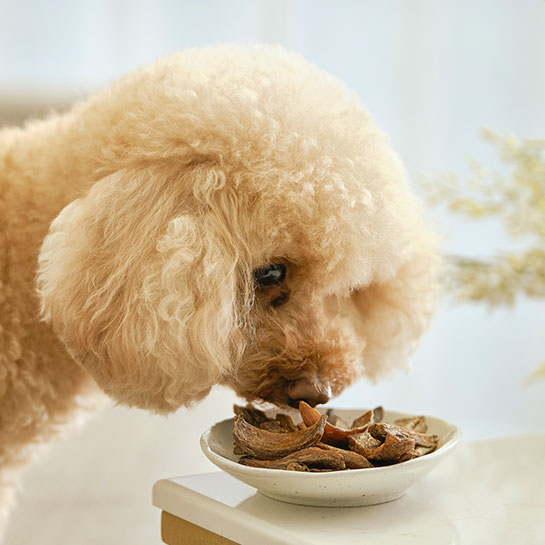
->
[393, 415, 428, 433]
[233, 405, 438, 471]
[239, 447, 346, 471]
[275, 413, 298, 432]
[369, 422, 438, 449]
[233, 404, 269, 427]
[299, 401, 368, 447]
[398, 445, 435, 462]
[350, 409, 373, 429]
[350, 433, 415, 464]
[286, 462, 310, 472]
[233, 413, 327, 459]
[351, 406, 384, 428]
[259, 420, 288, 433]
[347, 431, 382, 452]
[372, 406, 385, 424]
[317, 442, 373, 469]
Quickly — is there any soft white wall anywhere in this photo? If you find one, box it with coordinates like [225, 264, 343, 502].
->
[2, 1, 545, 543]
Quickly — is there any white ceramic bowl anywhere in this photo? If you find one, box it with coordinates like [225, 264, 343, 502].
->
[200, 408, 461, 507]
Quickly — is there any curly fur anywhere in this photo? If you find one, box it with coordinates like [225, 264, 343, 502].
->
[0, 44, 438, 535]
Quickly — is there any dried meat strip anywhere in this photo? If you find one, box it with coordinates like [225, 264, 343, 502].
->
[275, 413, 298, 432]
[233, 405, 438, 471]
[233, 413, 327, 459]
[369, 423, 438, 449]
[350, 433, 416, 464]
[259, 420, 288, 433]
[286, 462, 310, 472]
[351, 409, 374, 429]
[351, 406, 384, 428]
[299, 401, 369, 447]
[393, 415, 428, 433]
[233, 404, 270, 427]
[372, 406, 385, 423]
[317, 442, 373, 469]
[347, 431, 382, 452]
[398, 445, 435, 462]
[239, 447, 346, 470]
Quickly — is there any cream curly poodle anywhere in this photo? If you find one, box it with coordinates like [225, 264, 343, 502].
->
[0, 44, 438, 533]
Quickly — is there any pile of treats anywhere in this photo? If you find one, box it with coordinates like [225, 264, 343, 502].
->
[232, 402, 439, 472]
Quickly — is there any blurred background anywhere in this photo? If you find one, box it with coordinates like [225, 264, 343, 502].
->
[2, 1, 544, 544]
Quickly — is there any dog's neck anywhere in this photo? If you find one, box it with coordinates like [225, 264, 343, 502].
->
[0, 97, 130, 304]
[1, 104, 119, 217]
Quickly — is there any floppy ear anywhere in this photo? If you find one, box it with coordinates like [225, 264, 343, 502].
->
[351, 232, 440, 380]
[37, 165, 240, 413]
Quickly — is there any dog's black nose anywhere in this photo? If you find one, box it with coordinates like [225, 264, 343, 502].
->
[287, 376, 331, 407]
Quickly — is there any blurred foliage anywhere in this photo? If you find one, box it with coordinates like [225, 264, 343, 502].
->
[421, 129, 545, 378]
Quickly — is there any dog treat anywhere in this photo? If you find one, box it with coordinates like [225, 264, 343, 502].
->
[351, 406, 384, 428]
[232, 404, 439, 471]
[372, 406, 385, 424]
[393, 415, 427, 433]
[299, 401, 370, 447]
[360, 433, 415, 464]
[350, 409, 374, 428]
[259, 420, 289, 433]
[316, 442, 374, 469]
[233, 413, 327, 459]
[398, 445, 436, 463]
[275, 413, 298, 432]
[234, 404, 269, 427]
[239, 447, 346, 471]
[369, 422, 439, 449]
[347, 431, 382, 452]
[286, 462, 310, 472]
[258, 414, 299, 433]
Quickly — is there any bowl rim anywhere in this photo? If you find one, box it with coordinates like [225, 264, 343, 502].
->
[200, 408, 462, 478]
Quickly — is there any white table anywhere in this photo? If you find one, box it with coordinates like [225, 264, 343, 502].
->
[153, 435, 545, 545]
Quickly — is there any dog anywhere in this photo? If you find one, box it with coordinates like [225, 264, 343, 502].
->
[0, 44, 438, 535]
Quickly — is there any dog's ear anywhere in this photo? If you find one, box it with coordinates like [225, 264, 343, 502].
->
[37, 165, 241, 413]
[351, 237, 440, 380]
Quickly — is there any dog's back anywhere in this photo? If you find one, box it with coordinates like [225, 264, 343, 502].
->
[0, 122, 100, 535]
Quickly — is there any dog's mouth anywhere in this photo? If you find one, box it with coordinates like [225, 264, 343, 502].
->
[230, 367, 332, 409]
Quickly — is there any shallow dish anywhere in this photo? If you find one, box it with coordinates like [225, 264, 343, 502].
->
[200, 408, 461, 507]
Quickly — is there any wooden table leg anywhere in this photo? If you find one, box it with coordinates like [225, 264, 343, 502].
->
[161, 511, 239, 545]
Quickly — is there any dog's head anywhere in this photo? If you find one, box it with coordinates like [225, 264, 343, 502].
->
[37, 45, 438, 413]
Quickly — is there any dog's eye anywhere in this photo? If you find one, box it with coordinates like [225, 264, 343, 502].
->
[253, 264, 286, 289]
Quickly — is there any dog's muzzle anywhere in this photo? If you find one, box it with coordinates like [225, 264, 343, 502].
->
[286, 375, 331, 407]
